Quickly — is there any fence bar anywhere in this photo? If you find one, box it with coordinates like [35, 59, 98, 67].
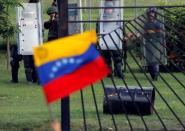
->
[68, 20, 132, 23]
[68, 5, 185, 9]
[57, 0, 70, 131]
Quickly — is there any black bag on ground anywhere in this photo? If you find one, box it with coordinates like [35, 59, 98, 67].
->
[103, 86, 155, 115]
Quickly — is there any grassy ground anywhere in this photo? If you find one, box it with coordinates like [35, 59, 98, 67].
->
[1, 50, 185, 130]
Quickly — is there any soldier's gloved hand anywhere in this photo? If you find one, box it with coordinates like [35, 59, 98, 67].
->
[50, 14, 56, 21]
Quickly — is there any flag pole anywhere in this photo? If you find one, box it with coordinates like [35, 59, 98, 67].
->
[57, 0, 70, 131]
[47, 104, 55, 122]
[47, 105, 61, 131]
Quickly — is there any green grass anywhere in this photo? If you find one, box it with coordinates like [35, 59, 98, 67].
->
[1, 51, 185, 130]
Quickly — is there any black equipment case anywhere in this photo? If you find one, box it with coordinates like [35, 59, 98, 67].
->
[103, 86, 155, 115]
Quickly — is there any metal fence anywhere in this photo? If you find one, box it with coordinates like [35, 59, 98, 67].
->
[57, 1, 185, 130]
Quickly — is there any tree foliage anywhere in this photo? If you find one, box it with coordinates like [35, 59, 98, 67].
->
[0, 0, 22, 69]
[165, 7, 185, 50]
[0, 0, 21, 39]
[164, 7, 185, 71]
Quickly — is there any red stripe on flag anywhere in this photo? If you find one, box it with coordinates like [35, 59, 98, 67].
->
[43, 56, 110, 103]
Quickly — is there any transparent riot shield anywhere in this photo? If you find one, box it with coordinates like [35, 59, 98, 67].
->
[17, 2, 43, 55]
[141, 10, 167, 66]
[68, 3, 80, 35]
[98, 0, 124, 50]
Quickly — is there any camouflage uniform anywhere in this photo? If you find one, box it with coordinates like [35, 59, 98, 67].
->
[44, 6, 59, 41]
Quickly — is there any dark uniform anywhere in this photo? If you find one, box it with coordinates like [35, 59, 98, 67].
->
[10, 45, 22, 83]
[44, 6, 58, 41]
[23, 55, 38, 83]
[144, 7, 162, 81]
[101, 50, 123, 78]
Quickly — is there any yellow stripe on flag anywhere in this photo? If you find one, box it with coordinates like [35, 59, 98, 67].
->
[34, 30, 97, 67]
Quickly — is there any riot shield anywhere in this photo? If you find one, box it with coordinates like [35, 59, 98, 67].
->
[98, 0, 124, 50]
[141, 10, 167, 66]
[17, 2, 43, 55]
[68, 3, 80, 35]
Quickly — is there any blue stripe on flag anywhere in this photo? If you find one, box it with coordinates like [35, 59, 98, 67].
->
[37, 44, 100, 85]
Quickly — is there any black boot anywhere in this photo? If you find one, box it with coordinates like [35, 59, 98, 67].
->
[10, 61, 19, 83]
[114, 63, 124, 79]
[25, 68, 33, 83]
[149, 64, 159, 81]
[11, 69, 18, 83]
[10, 45, 20, 83]
[11, 68, 19, 83]
[102, 51, 112, 78]
[32, 67, 38, 83]
[148, 66, 155, 80]
[153, 66, 159, 81]
[153, 73, 158, 81]
[112, 50, 124, 79]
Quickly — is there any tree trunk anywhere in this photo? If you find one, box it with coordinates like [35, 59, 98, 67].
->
[6, 38, 11, 70]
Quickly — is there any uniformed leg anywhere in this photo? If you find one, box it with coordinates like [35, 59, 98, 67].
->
[112, 50, 124, 78]
[30, 56, 38, 83]
[101, 50, 112, 77]
[153, 64, 159, 81]
[31, 67, 38, 83]
[23, 55, 33, 83]
[148, 65, 154, 80]
[10, 60, 19, 83]
[10, 45, 20, 83]
[148, 63, 159, 81]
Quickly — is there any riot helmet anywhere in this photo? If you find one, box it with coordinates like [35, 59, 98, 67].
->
[146, 7, 157, 18]
[52, 0, 57, 6]
[146, 7, 157, 13]
[47, 6, 58, 15]
[104, 1, 114, 15]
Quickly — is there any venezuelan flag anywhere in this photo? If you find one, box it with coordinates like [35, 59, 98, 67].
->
[34, 30, 110, 103]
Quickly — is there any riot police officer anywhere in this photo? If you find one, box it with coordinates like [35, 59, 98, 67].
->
[10, 45, 22, 83]
[144, 7, 162, 81]
[44, 6, 58, 41]
[98, 1, 124, 78]
[22, 0, 39, 84]
[10, 0, 39, 84]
